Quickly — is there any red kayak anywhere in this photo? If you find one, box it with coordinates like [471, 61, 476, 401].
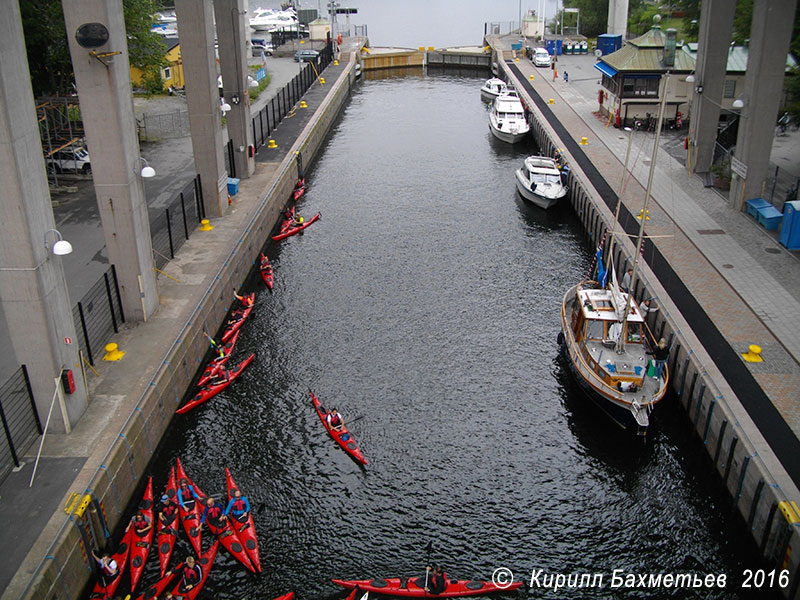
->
[221, 293, 255, 343]
[175, 458, 205, 555]
[177, 353, 255, 414]
[260, 253, 274, 290]
[331, 578, 523, 598]
[207, 515, 255, 572]
[311, 391, 367, 465]
[89, 528, 132, 599]
[272, 212, 321, 241]
[133, 564, 180, 600]
[128, 476, 155, 593]
[170, 541, 218, 600]
[293, 178, 306, 201]
[273, 593, 295, 600]
[197, 330, 241, 387]
[156, 467, 179, 577]
[225, 467, 261, 572]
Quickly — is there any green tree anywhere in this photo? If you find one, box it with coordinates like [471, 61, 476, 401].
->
[676, 0, 700, 39]
[22, 0, 166, 96]
[563, 0, 608, 38]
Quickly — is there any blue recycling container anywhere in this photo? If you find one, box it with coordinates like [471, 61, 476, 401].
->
[227, 177, 240, 196]
[546, 39, 556, 55]
[780, 201, 800, 250]
[597, 34, 622, 56]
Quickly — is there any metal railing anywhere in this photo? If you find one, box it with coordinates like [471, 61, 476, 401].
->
[72, 266, 125, 367]
[137, 110, 190, 142]
[150, 175, 204, 269]
[251, 42, 334, 151]
[0, 366, 41, 485]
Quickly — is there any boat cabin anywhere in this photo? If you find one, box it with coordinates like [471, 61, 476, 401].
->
[570, 287, 647, 387]
[520, 157, 562, 186]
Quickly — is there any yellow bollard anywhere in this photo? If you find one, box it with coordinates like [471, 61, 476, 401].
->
[742, 344, 764, 363]
[637, 209, 650, 220]
[579, 137, 589, 145]
[300, 101, 307, 108]
[548, 98, 555, 105]
[319, 77, 325, 84]
[103, 342, 125, 361]
[418, 47, 425, 51]
[334, 59, 339, 66]
[268, 139, 278, 148]
[529, 74, 534, 81]
[199, 219, 214, 231]
[515, 57, 519, 63]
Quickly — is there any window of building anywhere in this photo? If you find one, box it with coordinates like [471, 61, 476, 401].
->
[621, 77, 659, 98]
[723, 79, 736, 98]
[162, 66, 172, 81]
[602, 74, 618, 96]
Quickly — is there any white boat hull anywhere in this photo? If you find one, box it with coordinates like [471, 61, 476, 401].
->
[515, 168, 567, 209]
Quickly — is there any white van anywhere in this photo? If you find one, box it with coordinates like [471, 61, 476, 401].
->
[533, 48, 551, 67]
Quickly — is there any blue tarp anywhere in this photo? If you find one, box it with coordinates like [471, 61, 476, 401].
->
[594, 62, 617, 78]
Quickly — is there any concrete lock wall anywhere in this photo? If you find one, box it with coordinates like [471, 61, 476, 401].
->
[513, 64, 800, 598]
[20, 60, 357, 600]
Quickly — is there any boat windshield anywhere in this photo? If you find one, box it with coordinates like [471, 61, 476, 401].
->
[585, 319, 604, 340]
[531, 172, 561, 185]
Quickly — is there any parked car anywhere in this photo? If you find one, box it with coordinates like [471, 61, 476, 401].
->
[45, 146, 92, 175]
[532, 47, 551, 67]
[294, 48, 319, 62]
[251, 41, 273, 57]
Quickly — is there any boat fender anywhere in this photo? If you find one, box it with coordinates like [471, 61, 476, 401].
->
[556, 331, 564, 346]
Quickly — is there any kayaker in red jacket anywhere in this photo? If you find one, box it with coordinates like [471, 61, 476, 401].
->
[199, 496, 227, 530]
[159, 494, 179, 528]
[126, 512, 152, 537]
[91, 550, 119, 587]
[177, 478, 201, 511]
[234, 289, 254, 306]
[326, 408, 344, 432]
[224, 488, 252, 523]
[178, 554, 203, 592]
[424, 565, 448, 595]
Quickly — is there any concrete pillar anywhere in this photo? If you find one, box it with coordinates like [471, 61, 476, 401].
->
[690, 0, 736, 174]
[175, 0, 228, 218]
[0, 3, 88, 432]
[62, 0, 158, 322]
[214, 0, 256, 180]
[729, 0, 798, 210]
[607, 0, 629, 38]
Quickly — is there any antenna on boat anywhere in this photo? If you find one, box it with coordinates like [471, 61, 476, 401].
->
[615, 74, 670, 355]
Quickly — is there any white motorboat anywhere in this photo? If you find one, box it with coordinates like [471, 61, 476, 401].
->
[488, 92, 530, 144]
[480, 77, 510, 102]
[250, 7, 299, 32]
[514, 155, 569, 209]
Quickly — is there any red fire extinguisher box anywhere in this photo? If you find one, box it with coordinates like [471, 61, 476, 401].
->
[61, 369, 76, 394]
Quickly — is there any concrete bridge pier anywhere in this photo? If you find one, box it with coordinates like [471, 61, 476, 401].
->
[62, 0, 158, 322]
[214, 0, 256, 181]
[0, 3, 88, 431]
[175, 0, 228, 218]
[729, 0, 799, 210]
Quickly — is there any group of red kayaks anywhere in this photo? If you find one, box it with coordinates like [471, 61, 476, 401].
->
[91, 458, 274, 600]
[177, 179, 320, 415]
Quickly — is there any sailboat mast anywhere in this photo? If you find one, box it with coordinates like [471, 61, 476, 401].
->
[615, 74, 670, 354]
[606, 126, 634, 273]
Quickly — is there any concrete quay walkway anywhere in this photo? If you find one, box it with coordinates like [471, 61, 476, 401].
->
[0, 47, 356, 600]
[496, 44, 800, 489]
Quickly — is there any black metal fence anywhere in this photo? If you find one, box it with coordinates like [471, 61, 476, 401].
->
[0, 365, 41, 484]
[151, 174, 204, 269]
[72, 266, 125, 366]
[251, 42, 334, 151]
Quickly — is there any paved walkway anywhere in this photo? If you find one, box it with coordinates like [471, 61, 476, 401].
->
[495, 41, 800, 483]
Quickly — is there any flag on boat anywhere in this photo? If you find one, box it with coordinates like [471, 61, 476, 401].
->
[596, 246, 608, 288]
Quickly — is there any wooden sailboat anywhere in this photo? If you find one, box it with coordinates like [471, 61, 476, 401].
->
[558, 76, 672, 434]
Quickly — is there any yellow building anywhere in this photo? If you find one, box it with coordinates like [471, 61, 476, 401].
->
[130, 38, 184, 90]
